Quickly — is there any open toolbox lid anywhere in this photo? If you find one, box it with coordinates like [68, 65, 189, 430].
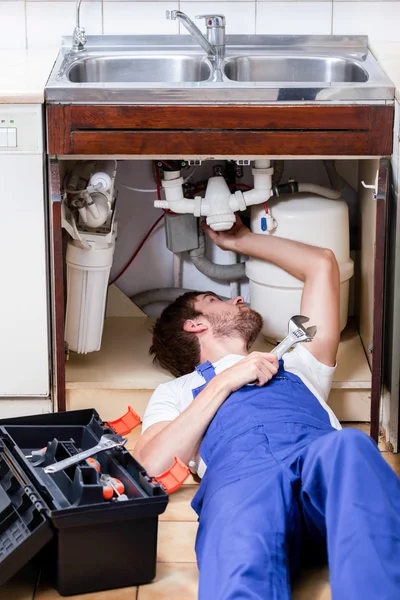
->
[0, 435, 54, 587]
[0, 409, 168, 588]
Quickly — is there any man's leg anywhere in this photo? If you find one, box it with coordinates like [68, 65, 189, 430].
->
[193, 428, 302, 600]
[300, 428, 400, 600]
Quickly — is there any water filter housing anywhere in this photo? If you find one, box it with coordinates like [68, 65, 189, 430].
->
[65, 234, 116, 354]
[246, 193, 354, 342]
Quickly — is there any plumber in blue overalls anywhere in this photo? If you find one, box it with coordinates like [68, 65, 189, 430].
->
[140, 217, 400, 600]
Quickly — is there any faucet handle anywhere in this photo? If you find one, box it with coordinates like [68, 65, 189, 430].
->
[196, 14, 226, 27]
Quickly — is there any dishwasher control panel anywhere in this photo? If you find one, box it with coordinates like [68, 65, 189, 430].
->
[0, 105, 43, 153]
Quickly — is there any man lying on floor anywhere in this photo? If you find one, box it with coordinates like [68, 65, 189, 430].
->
[134, 216, 400, 600]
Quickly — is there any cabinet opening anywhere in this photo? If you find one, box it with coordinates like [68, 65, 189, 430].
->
[57, 157, 383, 444]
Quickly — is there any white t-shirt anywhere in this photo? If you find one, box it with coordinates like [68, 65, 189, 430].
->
[142, 345, 341, 476]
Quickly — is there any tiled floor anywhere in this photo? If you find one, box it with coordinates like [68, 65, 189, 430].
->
[2, 425, 399, 600]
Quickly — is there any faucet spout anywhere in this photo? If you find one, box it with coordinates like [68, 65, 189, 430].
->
[72, 0, 87, 51]
[166, 10, 216, 57]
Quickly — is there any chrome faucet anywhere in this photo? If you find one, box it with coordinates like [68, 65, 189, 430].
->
[166, 10, 226, 59]
[72, 0, 87, 51]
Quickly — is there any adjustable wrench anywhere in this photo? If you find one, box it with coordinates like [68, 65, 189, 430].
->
[272, 315, 317, 359]
[44, 435, 127, 474]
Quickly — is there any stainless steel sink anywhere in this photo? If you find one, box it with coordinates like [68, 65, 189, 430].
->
[224, 55, 369, 83]
[46, 35, 394, 104]
[68, 54, 212, 83]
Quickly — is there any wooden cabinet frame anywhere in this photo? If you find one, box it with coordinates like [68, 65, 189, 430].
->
[47, 104, 394, 157]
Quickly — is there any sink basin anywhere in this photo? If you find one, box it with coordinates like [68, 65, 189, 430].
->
[46, 35, 394, 104]
[224, 56, 369, 83]
[68, 54, 212, 83]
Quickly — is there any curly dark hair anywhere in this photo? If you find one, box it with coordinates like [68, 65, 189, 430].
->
[150, 291, 215, 377]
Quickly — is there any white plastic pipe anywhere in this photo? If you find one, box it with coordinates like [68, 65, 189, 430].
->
[154, 199, 196, 213]
[154, 159, 275, 231]
[241, 159, 274, 208]
[87, 202, 101, 219]
[254, 159, 270, 169]
[242, 188, 271, 207]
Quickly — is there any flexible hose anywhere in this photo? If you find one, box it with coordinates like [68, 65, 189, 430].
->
[323, 160, 341, 191]
[272, 160, 284, 185]
[118, 182, 158, 193]
[274, 181, 341, 200]
[131, 288, 195, 308]
[297, 183, 341, 199]
[189, 229, 246, 281]
[131, 287, 230, 308]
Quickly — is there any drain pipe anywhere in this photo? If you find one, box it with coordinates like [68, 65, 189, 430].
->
[131, 287, 230, 308]
[189, 226, 246, 281]
[131, 288, 194, 308]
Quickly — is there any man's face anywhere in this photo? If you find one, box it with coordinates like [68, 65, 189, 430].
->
[194, 293, 263, 348]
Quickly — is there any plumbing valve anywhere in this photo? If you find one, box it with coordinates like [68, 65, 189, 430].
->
[260, 214, 277, 233]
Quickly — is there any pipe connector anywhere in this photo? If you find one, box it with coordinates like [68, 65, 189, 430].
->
[207, 213, 236, 231]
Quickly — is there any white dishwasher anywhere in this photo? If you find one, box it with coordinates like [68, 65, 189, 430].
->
[0, 104, 52, 417]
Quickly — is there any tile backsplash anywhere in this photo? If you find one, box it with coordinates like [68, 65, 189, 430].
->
[1, 0, 399, 49]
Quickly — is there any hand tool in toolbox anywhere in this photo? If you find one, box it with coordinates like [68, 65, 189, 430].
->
[44, 434, 127, 474]
[271, 315, 317, 359]
[84, 456, 128, 501]
[100, 474, 128, 501]
[26, 449, 103, 474]
[25, 446, 47, 459]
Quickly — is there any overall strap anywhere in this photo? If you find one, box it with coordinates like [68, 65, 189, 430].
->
[195, 361, 217, 383]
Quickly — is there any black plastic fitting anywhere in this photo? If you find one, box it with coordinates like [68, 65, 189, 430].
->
[273, 181, 299, 196]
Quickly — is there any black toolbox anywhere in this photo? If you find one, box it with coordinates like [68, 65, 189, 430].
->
[0, 409, 168, 596]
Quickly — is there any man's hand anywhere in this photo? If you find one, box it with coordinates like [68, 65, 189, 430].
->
[202, 216, 251, 252]
[216, 352, 279, 393]
[134, 352, 278, 476]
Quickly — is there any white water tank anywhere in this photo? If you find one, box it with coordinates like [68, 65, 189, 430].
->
[246, 193, 354, 342]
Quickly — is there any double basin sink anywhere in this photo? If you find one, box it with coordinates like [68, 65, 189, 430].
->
[46, 35, 394, 104]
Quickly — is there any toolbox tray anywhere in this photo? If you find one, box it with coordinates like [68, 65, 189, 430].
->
[0, 409, 168, 596]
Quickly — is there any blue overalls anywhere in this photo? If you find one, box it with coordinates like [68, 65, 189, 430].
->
[190, 359, 400, 600]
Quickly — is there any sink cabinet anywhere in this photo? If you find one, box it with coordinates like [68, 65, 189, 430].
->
[47, 104, 394, 157]
[46, 99, 395, 447]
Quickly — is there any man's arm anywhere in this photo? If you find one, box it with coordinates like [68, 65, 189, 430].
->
[204, 217, 340, 367]
[134, 351, 278, 476]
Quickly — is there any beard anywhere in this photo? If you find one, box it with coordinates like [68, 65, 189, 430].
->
[206, 307, 263, 349]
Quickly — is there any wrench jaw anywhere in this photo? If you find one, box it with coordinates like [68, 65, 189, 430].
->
[304, 325, 317, 342]
[273, 315, 317, 360]
[288, 316, 317, 344]
[288, 315, 310, 336]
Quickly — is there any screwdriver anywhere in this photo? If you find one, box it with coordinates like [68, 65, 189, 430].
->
[100, 474, 128, 501]
[25, 447, 47, 459]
